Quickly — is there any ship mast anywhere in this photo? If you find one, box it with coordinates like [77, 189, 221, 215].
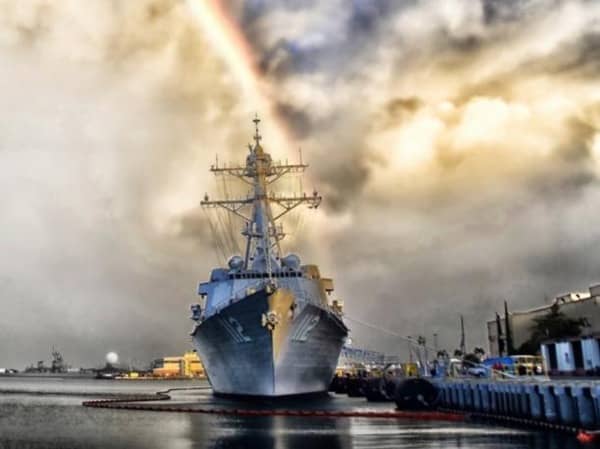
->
[201, 116, 321, 274]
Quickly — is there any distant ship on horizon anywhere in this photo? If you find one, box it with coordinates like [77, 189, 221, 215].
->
[190, 116, 348, 396]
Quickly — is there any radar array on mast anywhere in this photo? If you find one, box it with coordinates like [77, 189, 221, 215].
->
[201, 116, 321, 273]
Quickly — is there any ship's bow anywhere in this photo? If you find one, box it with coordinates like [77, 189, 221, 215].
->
[192, 287, 347, 396]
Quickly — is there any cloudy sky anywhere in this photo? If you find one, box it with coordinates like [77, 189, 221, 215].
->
[1, 0, 599, 368]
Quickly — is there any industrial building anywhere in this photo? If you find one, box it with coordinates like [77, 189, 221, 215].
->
[540, 334, 600, 376]
[487, 283, 600, 357]
[152, 351, 205, 378]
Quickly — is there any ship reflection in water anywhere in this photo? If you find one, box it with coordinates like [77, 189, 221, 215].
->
[0, 378, 587, 449]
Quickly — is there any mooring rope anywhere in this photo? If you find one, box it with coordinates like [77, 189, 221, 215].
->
[81, 387, 464, 421]
[80, 388, 596, 443]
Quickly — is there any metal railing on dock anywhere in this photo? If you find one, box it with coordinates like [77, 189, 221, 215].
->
[434, 378, 600, 433]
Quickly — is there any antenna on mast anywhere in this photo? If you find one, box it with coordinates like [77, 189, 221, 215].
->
[253, 113, 261, 145]
[459, 315, 466, 356]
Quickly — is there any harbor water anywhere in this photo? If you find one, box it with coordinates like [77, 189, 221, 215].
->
[0, 377, 591, 449]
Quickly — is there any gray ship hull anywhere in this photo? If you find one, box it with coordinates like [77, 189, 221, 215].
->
[191, 287, 347, 396]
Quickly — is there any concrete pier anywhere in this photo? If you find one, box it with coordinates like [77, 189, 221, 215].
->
[435, 379, 600, 430]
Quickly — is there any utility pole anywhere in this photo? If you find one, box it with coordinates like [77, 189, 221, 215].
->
[504, 300, 513, 356]
[496, 312, 505, 356]
[460, 315, 466, 356]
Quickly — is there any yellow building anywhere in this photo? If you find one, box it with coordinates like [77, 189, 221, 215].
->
[152, 351, 205, 378]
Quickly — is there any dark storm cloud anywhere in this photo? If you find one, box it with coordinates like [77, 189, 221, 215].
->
[481, 0, 546, 24]
[222, 0, 600, 353]
[381, 97, 424, 127]
[239, 0, 403, 80]
[275, 102, 313, 139]
[522, 32, 600, 78]
[386, 97, 422, 115]
[173, 209, 213, 244]
[555, 117, 597, 162]
[317, 152, 370, 212]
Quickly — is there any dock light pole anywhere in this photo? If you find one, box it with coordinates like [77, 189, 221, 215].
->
[459, 315, 466, 357]
[504, 300, 514, 356]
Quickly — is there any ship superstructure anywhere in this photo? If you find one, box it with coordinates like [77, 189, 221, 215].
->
[190, 117, 348, 396]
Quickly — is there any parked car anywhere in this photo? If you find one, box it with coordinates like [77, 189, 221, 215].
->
[466, 366, 489, 377]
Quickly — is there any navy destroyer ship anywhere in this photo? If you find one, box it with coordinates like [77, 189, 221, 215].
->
[190, 117, 348, 396]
